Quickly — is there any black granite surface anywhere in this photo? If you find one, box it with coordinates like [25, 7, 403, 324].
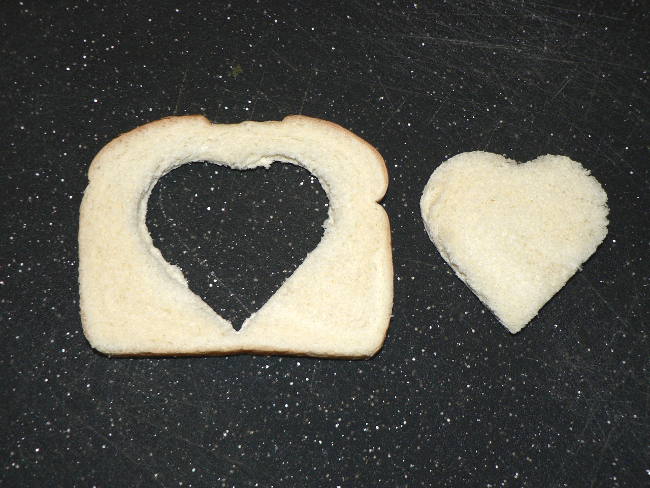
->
[2, 1, 648, 486]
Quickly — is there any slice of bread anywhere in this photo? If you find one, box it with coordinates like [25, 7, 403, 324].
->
[79, 115, 393, 357]
[420, 151, 609, 333]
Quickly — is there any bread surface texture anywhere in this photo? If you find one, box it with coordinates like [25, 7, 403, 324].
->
[79, 115, 393, 357]
[420, 151, 608, 333]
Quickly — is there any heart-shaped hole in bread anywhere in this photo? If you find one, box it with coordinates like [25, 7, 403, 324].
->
[146, 161, 328, 330]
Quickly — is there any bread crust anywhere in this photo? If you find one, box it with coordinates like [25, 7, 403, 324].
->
[79, 115, 393, 357]
[283, 115, 389, 196]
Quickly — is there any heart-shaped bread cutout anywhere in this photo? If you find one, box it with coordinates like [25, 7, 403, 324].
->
[79, 115, 393, 357]
[420, 151, 608, 333]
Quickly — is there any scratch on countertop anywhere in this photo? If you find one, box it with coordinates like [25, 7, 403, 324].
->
[153, 177, 253, 317]
[270, 49, 298, 72]
[89, 425, 165, 482]
[376, 97, 406, 138]
[173, 69, 188, 116]
[589, 424, 619, 487]
[578, 274, 633, 330]
[249, 69, 265, 120]
[549, 76, 572, 101]
[299, 67, 314, 115]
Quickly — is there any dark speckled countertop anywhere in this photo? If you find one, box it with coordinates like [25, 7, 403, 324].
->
[2, 1, 648, 487]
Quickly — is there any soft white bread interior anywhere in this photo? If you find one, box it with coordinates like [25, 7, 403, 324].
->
[420, 151, 608, 333]
[79, 115, 393, 357]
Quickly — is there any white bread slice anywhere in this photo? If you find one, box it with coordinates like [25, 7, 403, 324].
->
[79, 115, 393, 357]
[420, 151, 608, 333]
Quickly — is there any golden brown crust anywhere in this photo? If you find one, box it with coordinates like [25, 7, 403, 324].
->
[88, 116, 212, 179]
[99, 348, 375, 360]
[89, 114, 389, 199]
[283, 115, 389, 198]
